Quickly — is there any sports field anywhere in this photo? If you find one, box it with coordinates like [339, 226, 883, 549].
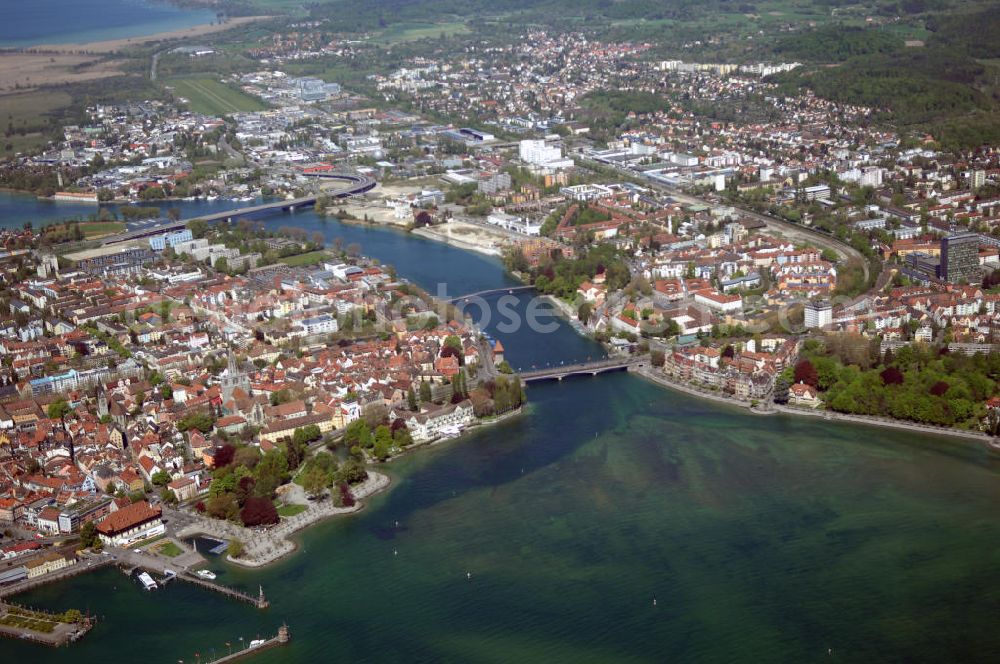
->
[167, 77, 266, 116]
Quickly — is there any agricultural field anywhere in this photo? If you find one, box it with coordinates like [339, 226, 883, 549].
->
[375, 21, 470, 44]
[166, 77, 266, 116]
[1, 89, 72, 157]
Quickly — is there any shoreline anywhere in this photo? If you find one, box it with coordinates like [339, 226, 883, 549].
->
[173, 411, 525, 570]
[411, 225, 503, 257]
[634, 365, 999, 447]
[174, 471, 391, 569]
[384, 407, 526, 463]
[22, 16, 270, 54]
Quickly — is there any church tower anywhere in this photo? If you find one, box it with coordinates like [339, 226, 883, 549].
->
[221, 350, 250, 403]
[96, 384, 108, 419]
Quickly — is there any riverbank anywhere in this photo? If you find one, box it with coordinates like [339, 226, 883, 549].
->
[636, 364, 1000, 447]
[634, 365, 766, 413]
[411, 223, 504, 257]
[329, 201, 510, 259]
[173, 471, 390, 569]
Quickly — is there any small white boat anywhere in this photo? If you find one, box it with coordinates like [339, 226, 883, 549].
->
[195, 569, 217, 580]
[138, 571, 157, 591]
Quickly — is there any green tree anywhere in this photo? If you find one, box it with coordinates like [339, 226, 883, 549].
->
[62, 609, 84, 623]
[393, 427, 413, 447]
[151, 470, 172, 486]
[373, 425, 393, 460]
[334, 458, 368, 485]
[302, 465, 329, 499]
[254, 449, 289, 498]
[47, 399, 71, 420]
[79, 521, 98, 548]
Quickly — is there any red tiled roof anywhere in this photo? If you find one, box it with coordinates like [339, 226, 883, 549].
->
[96, 500, 161, 536]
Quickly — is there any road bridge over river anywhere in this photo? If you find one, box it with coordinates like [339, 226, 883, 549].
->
[181, 172, 376, 225]
[102, 172, 376, 245]
[519, 355, 647, 383]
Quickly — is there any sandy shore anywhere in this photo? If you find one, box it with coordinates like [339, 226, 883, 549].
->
[412, 222, 507, 257]
[29, 16, 270, 53]
[326, 179, 516, 258]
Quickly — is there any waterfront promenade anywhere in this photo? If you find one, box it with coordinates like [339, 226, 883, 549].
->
[171, 471, 390, 568]
[635, 365, 999, 446]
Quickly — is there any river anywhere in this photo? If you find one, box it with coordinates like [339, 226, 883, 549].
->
[4, 197, 1000, 662]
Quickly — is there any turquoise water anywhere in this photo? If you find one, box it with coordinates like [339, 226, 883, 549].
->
[0, 0, 216, 48]
[9, 376, 1000, 662]
[4, 196, 1000, 662]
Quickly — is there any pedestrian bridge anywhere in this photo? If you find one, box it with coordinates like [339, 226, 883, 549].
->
[448, 285, 535, 303]
[519, 356, 646, 383]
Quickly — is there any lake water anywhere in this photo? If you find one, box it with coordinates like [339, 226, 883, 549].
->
[4, 196, 1000, 662]
[0, 0, 216, 48]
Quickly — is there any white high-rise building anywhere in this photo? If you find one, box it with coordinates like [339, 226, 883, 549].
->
[804, 300, 833, 329]
[519, 139, 563, 166]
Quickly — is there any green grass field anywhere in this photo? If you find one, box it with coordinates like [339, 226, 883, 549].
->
[156, 541, 184, 558]
[376, 21, 470, 44]
[280, 250, 330, 267]
[277, 504, 307, 517]
[167, 77, 266, 116]
[80, 221, 126, 238]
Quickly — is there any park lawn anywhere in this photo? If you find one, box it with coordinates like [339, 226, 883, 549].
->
[80, 221, 126, 238]
[156, 541, 184, 558]
[376, 21, 470, 44]
[0, 614, 57, 633]
[279, 250, 330, 267]
[277, 504, 307, 518]
[167, 77, 266, 116]
[134, 533, 166, 548]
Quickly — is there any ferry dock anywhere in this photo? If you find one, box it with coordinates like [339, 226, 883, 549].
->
[198, 624, 291, 663]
